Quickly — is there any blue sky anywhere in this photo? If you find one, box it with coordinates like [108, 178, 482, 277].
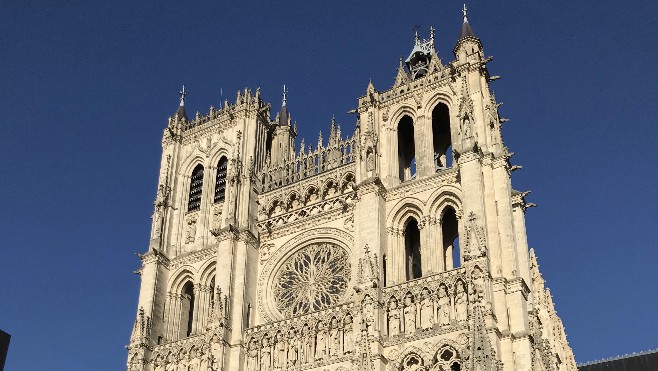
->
[1, 1, 656, 370]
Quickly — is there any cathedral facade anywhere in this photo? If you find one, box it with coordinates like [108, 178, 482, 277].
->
[127, 9, 577, 371]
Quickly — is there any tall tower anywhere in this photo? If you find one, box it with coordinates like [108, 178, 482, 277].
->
[127, 7, 577, 371]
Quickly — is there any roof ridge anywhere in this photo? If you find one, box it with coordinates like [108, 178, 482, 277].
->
[577, 347, 658, 367]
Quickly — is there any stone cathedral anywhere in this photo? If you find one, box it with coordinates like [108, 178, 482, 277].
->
[127, 8, 577, 371]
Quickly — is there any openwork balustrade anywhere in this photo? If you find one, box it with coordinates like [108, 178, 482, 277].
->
[259, 135, 357, 192]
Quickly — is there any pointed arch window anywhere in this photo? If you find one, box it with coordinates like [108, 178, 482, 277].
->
[432, 103, 452, 170]
[404, 218, 422, 280]
[214, 156, 228, 203]
[188, 164, 204, 212]
[441, 208, 460, 270]
[398, 115, 416, 181]
[180, 281, 195, 338]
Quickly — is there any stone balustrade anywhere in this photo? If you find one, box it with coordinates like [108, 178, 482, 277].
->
[259, 135, 357, 193]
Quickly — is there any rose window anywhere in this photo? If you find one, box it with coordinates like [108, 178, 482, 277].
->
[273, 243, 351, 316]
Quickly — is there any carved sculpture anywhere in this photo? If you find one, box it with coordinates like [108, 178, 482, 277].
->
[455, 282, 468, 323]
[343, 315, 354, 354]
[420, 287, 434, 330]
[403, 293, 417, 335]
[315, 321, 328, 360]
[388, 298, 401, 336]
[438, 285, 451, 326]
[329, 317, 341, 357]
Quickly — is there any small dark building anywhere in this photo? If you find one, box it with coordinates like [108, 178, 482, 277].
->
[578, 348, 658, 371]
[0, 330, 10, 371]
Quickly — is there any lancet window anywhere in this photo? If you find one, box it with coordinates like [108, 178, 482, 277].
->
[214, 156, 228, 203]
[442, 207, 460, 269]
[398, 115, 416, 181]
[180, 281, 195, 338]
[432, 103, 452, 170]
[188, 164, 204, 212]
[404, 218, 422, 280]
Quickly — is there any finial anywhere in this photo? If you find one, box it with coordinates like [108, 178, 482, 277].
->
[399, 56, 404, 68]
[179, 85, 186, 107]
[282, 84, 288, 107]
[462, 4, 468, 24]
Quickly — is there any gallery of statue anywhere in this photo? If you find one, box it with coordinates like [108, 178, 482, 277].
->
[126, 9, 577, 371]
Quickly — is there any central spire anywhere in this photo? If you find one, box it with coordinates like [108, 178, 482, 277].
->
[462, 4, 468, 24]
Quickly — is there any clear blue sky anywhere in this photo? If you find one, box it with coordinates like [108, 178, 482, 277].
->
[1, 1, 656, 370]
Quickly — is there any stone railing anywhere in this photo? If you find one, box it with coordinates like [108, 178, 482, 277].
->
[259, 135, 357, 193]
[381, 265, 472, 344]
[244, 302, 357, 370]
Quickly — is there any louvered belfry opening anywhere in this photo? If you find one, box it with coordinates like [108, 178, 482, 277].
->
[187, 164, 204, 212]
[214, 157, 228, 203]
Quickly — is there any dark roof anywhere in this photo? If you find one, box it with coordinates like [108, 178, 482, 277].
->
[277, 105, 289, 126]
[578, 349, 658, 371]
[460, 20, 476, 39]
[173, 105, 188, 120]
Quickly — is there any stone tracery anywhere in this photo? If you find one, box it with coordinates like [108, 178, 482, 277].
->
[273, 243, 351, 317]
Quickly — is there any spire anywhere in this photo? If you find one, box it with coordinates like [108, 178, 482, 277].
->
[460, 4, 477, 39]
[173, 85, 188, 120]
[277, 85, 290, 126]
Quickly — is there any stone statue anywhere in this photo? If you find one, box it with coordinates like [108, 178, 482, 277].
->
[315, 321, 328, 360]
[246, 338, 259, 371]
[274, 331, 286, 368]
[343, 315, 354, 354]
[438, 285, 451, 326]
[420, 288, 434, 330]
[287, 328, 298, 367]
[329, 317, 341, 357]
[300, 324, 312, 364]
[260, 335, 272, 371]
[388, 298, 401, 336]
[366, 149, 375, 171]
[185, 217, 197, 244]
[403, 293, 417, 335]
[471, 268, 485, 304]
[455, 283, 468, 323]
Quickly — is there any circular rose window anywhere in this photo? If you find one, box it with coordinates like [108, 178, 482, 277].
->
[273, 243, 351, 316]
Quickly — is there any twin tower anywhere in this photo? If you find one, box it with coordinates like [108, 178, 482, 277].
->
[127, 8, 577, 371]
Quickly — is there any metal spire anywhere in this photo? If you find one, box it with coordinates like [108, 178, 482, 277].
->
[462, 4, 469, 24]
[179, 85, 186, 107]
[282, 84, 288, 107]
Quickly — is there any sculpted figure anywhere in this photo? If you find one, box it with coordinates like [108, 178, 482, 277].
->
[328, 317, 341, 357]
[274, 331, 286, 369]
[420, 287, 434, 330]
[300, 324, 311, 364]
[471, 268, 485, 304]
[455, 283, 468, 323]
[403, 293, 417, 335]
[388, 298, 401, 336]
[246, 338, 259, 371]
[315, 321, 328, 361]
[343, 315, 354, 354]
[366, 150, 375, 171]
[260, 335, 272, 371]
[287, 328, 298, 367]
[188, 348, 201, 371]
[438, 285, 451, 326]
[363, 296, 375, 334]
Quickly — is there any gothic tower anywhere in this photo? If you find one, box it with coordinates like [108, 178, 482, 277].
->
[127, 7, 576, 371]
